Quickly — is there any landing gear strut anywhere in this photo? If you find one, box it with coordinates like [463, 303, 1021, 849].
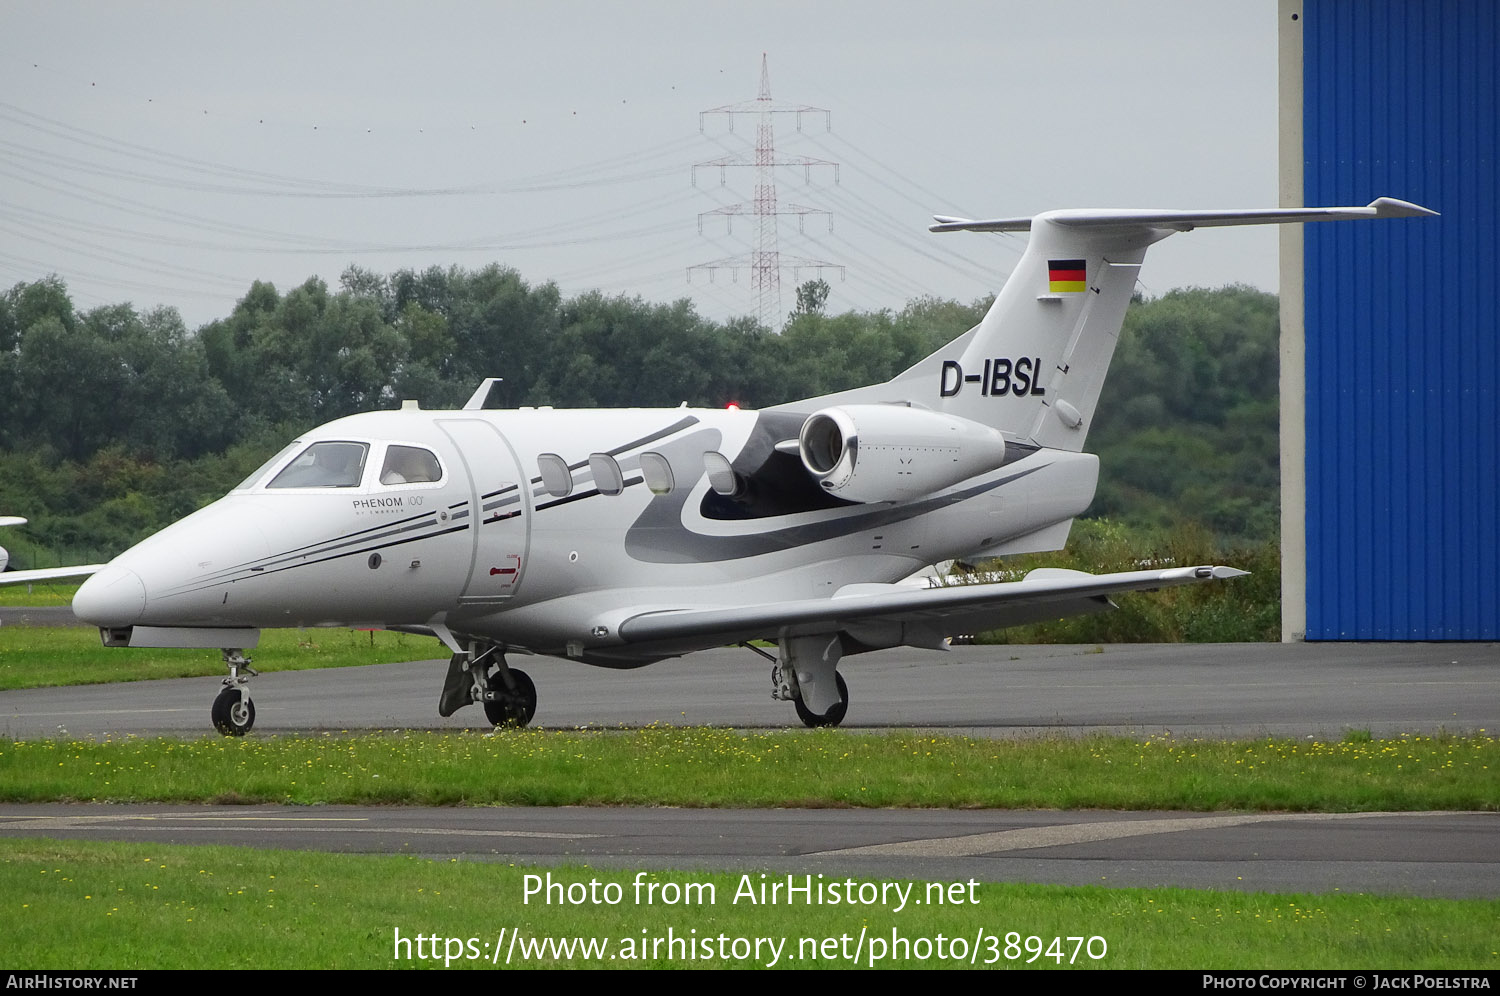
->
[769, 634, 851, 728]
[437, 638, 537, 728]
[212, 648, 257, 736]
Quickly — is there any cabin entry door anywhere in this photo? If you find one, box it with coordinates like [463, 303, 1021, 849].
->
[437, 419, 531, 604]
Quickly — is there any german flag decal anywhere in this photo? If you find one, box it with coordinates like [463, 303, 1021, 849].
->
[1048, 259, 1087, 293]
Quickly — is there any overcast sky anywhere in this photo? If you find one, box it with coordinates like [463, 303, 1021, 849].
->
[1, 1, 1278, 328]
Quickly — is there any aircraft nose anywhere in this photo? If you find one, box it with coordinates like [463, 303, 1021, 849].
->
[73, 566, 147, 627]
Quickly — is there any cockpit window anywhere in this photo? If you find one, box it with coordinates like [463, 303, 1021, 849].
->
[379, 445, 442, 485]
[232, 442, 302, 492]
[266, 441, 370, 489]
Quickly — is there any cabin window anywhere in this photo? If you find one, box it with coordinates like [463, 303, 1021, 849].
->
[588, 453, 625, 496]
[379, 445, 442, 485]
[267, 441, 369, 489]
[537, 453, 572, 497]
[639, 451, 674, 495]
[702, 451, 742, 497]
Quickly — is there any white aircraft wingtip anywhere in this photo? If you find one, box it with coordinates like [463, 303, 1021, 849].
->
[929, 215, 974, 233]
[1368, 197, 1438, 218]
[929, 215, 1034, 234]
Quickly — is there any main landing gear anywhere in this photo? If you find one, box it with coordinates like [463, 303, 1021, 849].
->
[768, 634, 851, 728]
[212, 649, 257, 736]
[794, 672, 849, 728]
[437, 639, 537, 728]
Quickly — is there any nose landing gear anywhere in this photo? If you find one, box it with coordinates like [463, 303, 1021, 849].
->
[212, 649, 258, 736]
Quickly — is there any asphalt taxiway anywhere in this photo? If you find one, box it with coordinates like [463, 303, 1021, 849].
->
[0, 803, 1494, 899]
[0, 635, 1494, 898]
[0, 641, 1492, 739]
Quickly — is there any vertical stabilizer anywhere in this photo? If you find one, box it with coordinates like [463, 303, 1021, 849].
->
[919, 199, 1436, 450]
[781, 199, 1434, 454]
[933, 215, 1158, 451]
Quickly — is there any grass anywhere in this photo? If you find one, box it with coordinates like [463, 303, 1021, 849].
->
[1, 729, 1493, 811]
[0, 626, 439, 690]
[0, 581, 82, 607]
[2, 838, 1494, 969]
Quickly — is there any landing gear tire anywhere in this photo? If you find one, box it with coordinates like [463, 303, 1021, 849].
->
[483, 668, 537, 728]
[211, 687, 255, 736]
[795, 672, 848, 729]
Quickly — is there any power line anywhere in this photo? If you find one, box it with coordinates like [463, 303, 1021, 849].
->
[687, 55, 842, 331]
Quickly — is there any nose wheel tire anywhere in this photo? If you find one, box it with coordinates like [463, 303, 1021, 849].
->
[483, 668, 537, 728]
[211, 687, 256, 736]
[795, 672, 849, 728]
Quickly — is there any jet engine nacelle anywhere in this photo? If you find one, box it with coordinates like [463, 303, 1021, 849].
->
[797, 404, 1009, 503]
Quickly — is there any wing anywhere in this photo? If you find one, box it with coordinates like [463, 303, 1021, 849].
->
[610, 565, 1246, 656]
[0, 564, 105, 585]
[0, 516, 102, 585]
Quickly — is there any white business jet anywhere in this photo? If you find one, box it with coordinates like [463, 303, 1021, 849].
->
[7, 198, 1433, 735]
[0, 515, 27, 573]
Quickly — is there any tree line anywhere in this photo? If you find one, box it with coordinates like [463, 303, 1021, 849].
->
[0, 268, 1279, 563]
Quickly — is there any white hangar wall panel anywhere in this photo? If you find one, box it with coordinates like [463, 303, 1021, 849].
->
[1301, 0, 1498, 639]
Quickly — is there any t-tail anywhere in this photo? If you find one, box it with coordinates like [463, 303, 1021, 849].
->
[795, 198, 1435, 452]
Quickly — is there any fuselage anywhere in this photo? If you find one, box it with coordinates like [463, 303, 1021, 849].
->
[72, 403, 1098, 664]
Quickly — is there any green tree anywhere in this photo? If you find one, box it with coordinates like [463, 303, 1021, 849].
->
[1087, 285, 1280, 544]
[790, 278, 831, 318]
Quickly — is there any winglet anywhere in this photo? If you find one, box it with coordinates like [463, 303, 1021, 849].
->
[463, 377, 504, 410]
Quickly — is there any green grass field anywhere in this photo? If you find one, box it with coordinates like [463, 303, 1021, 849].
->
[2, 728, 1493, 811]
[0, 581, 81, 607]
[3, 838, 1495, 969]
[3, 618, 1493, 971]
[0, 625, 439, 690]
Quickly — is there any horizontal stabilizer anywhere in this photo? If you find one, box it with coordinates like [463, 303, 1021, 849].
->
[930, 198, 1437, 234]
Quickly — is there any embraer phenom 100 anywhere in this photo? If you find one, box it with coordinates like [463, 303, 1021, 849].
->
[8, 198, 1433, 735]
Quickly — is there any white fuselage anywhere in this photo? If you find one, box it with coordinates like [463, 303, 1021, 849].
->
[73, 404, 1097, 665]
[43, 197, 1429, 735]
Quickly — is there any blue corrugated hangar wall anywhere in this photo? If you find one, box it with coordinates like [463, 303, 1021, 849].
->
[1302, 1, 1497, 639]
